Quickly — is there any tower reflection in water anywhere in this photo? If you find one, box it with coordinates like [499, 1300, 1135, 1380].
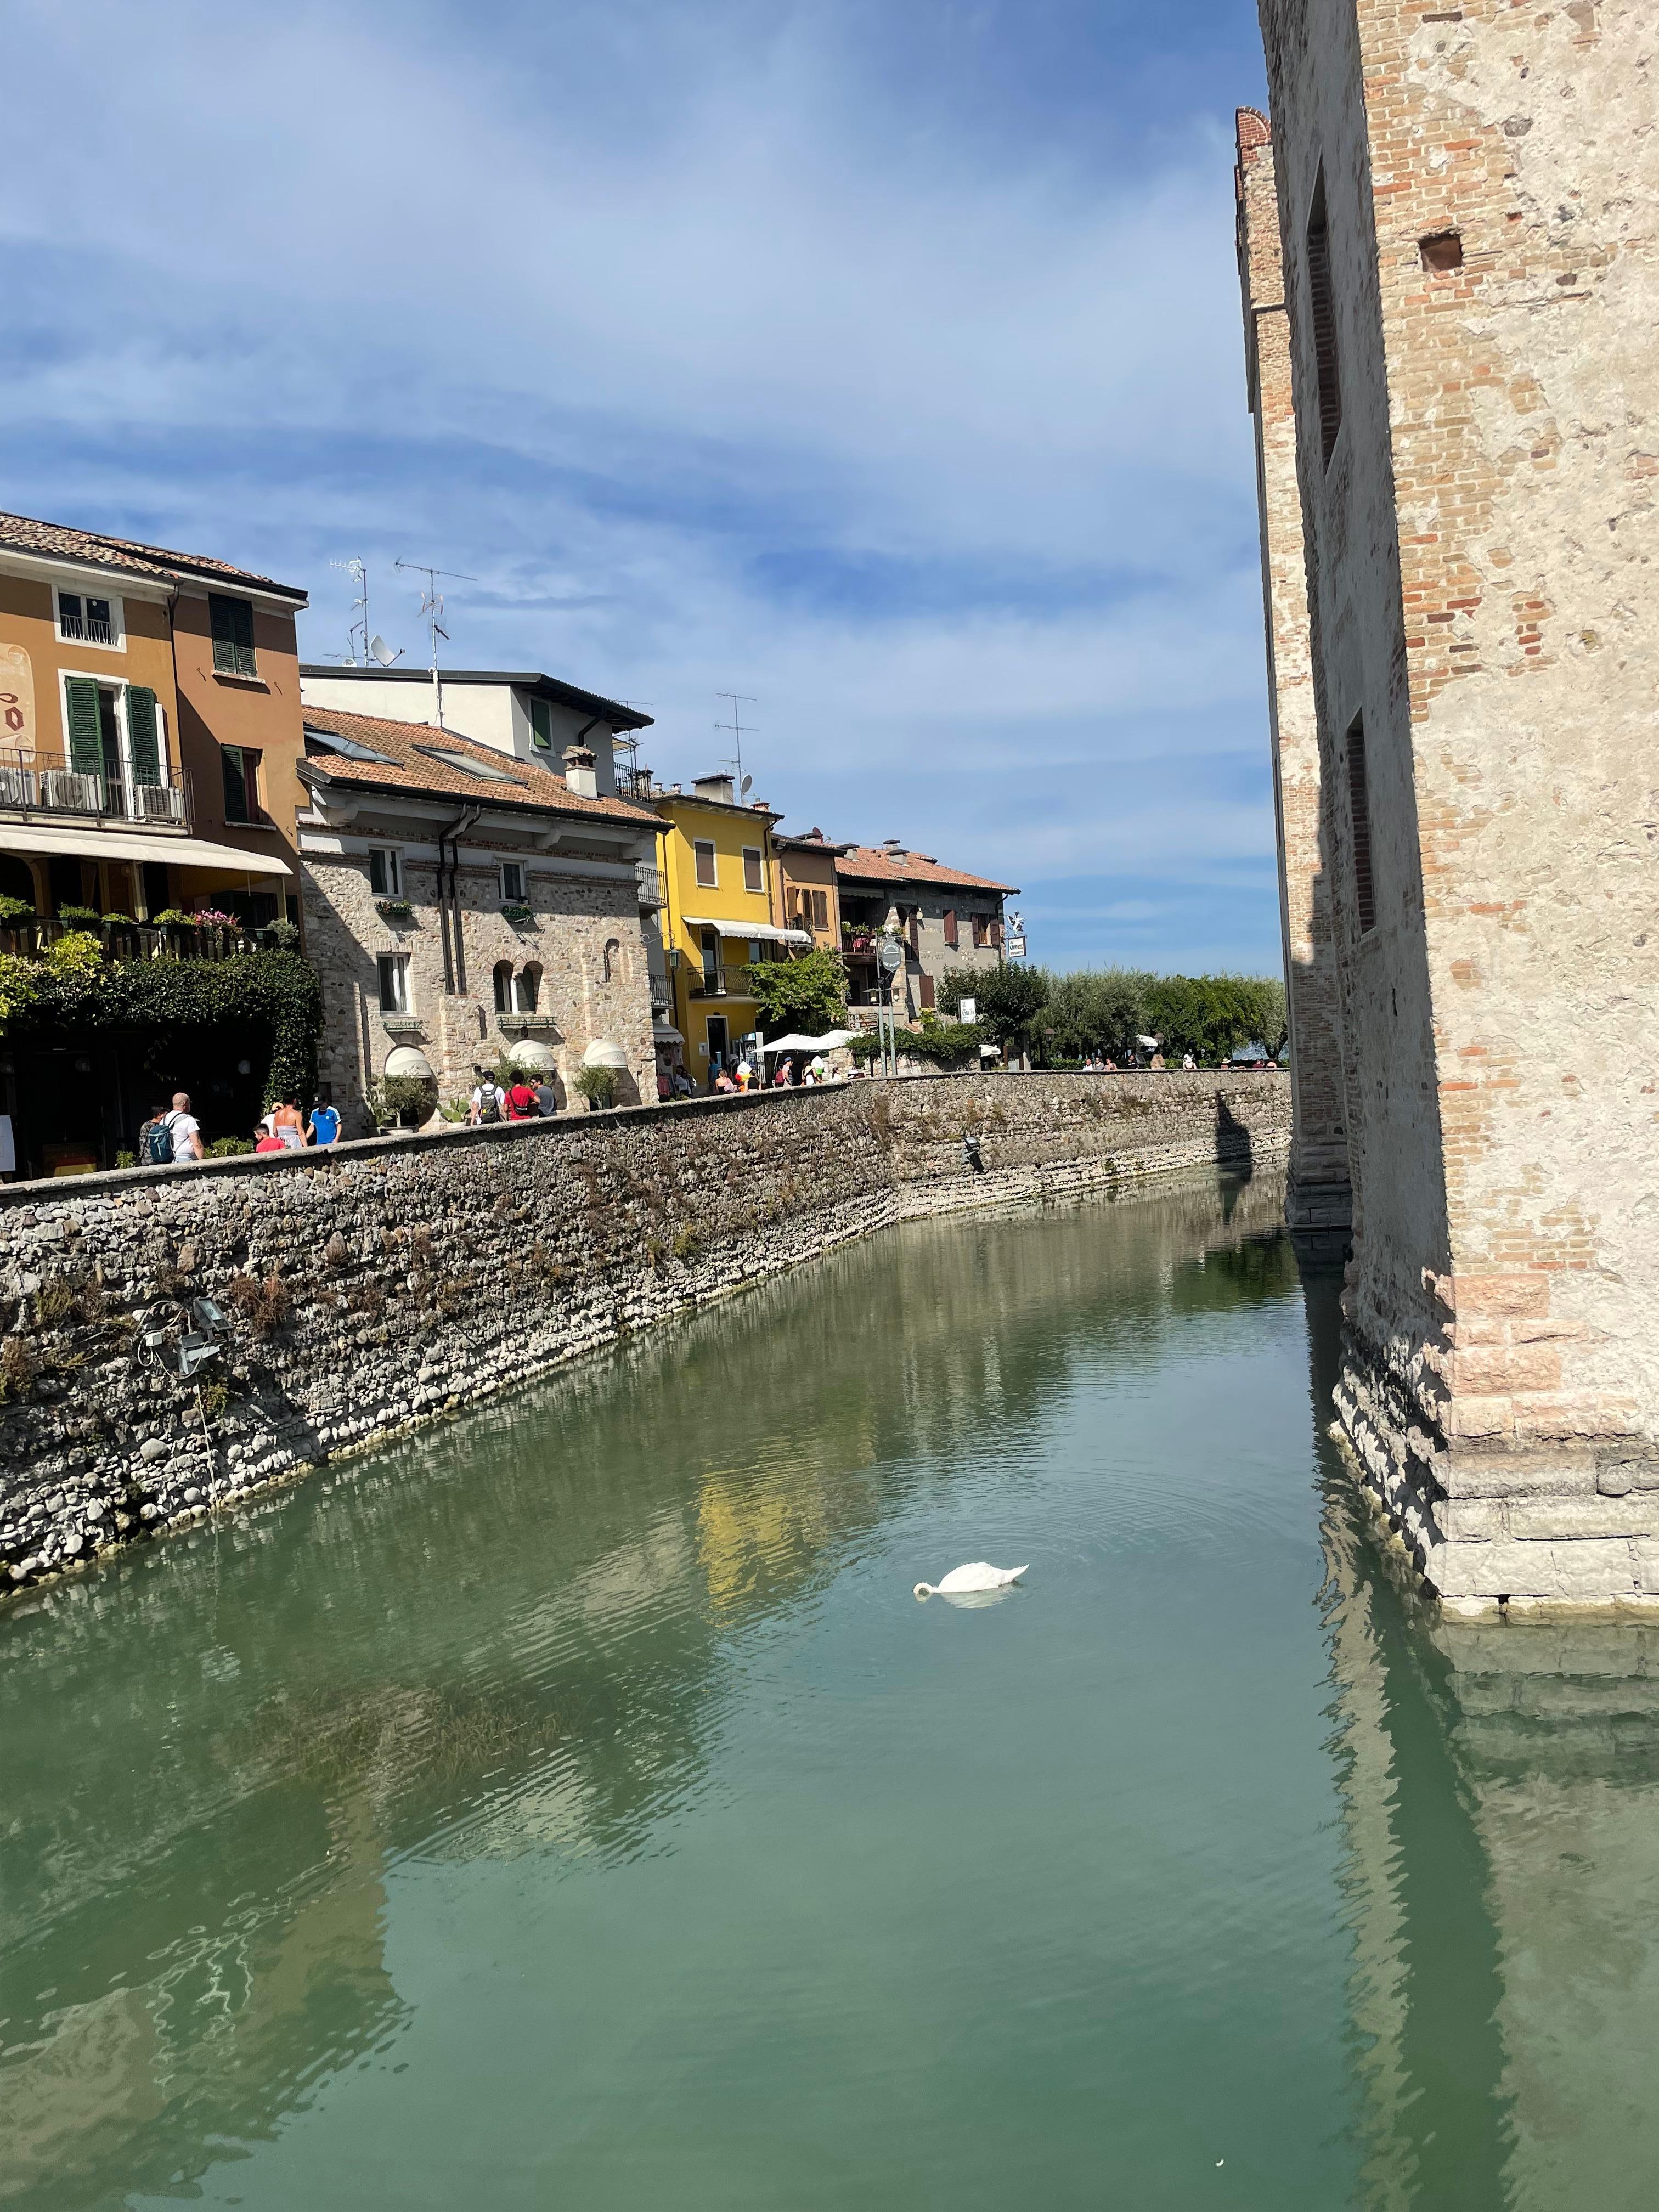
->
[1312, 1251, 1659, 2211]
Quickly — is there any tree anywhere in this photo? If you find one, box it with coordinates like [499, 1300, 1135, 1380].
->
[940, 962, 1049, 1054]
[742, 947, 847, 1034]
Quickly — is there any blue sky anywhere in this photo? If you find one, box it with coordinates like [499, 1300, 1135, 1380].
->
[4, 0, 1276, 974]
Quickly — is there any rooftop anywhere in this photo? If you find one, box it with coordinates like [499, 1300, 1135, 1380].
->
[0, 510, 308, 603]
[298, 664, 652, 731]
[299, 708, 662, 825]
[835, 844, 1018, 895]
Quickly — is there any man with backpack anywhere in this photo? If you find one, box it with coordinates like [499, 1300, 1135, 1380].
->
[469, 1069, 506, 1126]
[143, 1092, 203, 1165]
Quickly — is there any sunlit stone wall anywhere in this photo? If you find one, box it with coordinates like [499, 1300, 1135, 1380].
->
[0, 1071, 1289, 1596]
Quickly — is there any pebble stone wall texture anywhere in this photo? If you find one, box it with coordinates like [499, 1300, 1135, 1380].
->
[1235, 107, 1353, 1237]
[1255, 0, 1659, 1611]
[0, 1072, 1287, 1600]
[303, 845, 655, 1121]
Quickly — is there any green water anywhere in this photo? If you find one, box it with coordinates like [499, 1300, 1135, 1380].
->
[3, 1176, 1655, 2209]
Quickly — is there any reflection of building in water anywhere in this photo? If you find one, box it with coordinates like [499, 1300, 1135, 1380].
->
[1316, 1238, 1659, 2208]
[0, 1170, 1296, 2202]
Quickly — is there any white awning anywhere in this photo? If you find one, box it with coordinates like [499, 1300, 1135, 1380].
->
[680, 915, 812, 946]
[0, 822, 294, 879]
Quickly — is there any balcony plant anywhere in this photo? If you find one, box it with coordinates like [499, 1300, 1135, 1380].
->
[152, 909, 200, 930]
[57, 905, 103, 929]
[263, 917, 301, 950]
[500, 902, 534, 924]
[374, 898, 414, 921]
[0, 895, 34, 926]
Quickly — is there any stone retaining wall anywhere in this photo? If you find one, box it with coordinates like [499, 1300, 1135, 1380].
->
[0, 1070, 1288, 1596]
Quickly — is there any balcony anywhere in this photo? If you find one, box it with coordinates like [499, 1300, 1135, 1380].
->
[635, 861, 665, 908]
[0, 749, 190, 830]
[0, 915, 288, 966]
[57, 608, 116, 646]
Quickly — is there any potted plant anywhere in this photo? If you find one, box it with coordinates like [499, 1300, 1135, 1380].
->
[374, 898, 414, 921]
[0, 894, 35, 952]
[573, 1064, 619, 1112]
[500, 901, 534, 925]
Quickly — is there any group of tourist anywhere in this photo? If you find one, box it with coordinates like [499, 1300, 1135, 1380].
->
[136, 1091, 341, 1166]
[467, 1069, 560, 1125]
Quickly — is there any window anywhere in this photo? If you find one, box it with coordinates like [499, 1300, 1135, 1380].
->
[411, 745, 524, 784]
[500, 860, 527, 903]
[517, 962, 541, 1012]
[1306, 174, 1342, 467]
[1346, 716, 1376, 934]
[706, 1014, 729, 1069]
[694, 839, 717, 888]
[222, 745, 261, 823]
[943, 906, 958, 949]
[56, 590, 120, 648]
[972, 912, 990, 949]
[528, 697, 555, 752]
[811, 888, 828, 930]
[493, 960, 514, 1014]
[602, 938, 620, 983]
[209, 593, 257, 679]
[377, 953, 411, 1014]
[748, 940, 765, 964]
[742, 845, 764, 895]
[369, 847, 402, 898]
[701, 928, 720, 991]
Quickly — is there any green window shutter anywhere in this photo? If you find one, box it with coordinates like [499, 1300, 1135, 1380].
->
[210, 594, 257, 677]
[64, 677, 103, 775]
[222, 746, 248, 822]
[126, 685, 160, 785]
[529, 697, 553, 750]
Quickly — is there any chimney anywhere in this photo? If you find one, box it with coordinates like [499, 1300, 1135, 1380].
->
[562, 744, 599, 799]
[883, 837, 905, 854]
[693, 773, 736, 805]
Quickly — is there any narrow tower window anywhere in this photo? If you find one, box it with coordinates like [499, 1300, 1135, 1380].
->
[1306, 176, 1342, 466]
[1346, 716, 1376, 935]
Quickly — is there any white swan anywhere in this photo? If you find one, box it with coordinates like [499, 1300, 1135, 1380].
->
[913, 1562, 1028, 1600]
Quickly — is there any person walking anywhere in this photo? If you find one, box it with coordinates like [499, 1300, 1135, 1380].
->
[307, 1097, 342, 1147]
[470, 1069, 506, 1125]
[773, 1056, 794, 1088]
[138, 1099, 172, 1165]
[166, 1092, 204, 1163]
[270, 1096, 308, 1148]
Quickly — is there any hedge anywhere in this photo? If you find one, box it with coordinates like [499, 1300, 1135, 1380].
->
[0, 950, 323, 1107]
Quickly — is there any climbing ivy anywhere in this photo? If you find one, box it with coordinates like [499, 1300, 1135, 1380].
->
[1, 950, 323, 1106]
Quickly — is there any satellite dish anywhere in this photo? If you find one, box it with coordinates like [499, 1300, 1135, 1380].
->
[741, 775, 753, 795]
[369, 634, 399, 667]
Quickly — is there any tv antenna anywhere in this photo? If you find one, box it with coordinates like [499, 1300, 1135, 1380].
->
[396, 559, 475, 727]
[715, 692, 757, 792]
[328, 556, 402, 667]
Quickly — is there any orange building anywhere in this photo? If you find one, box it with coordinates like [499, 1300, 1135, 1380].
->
[770, 828, 848, 951]
[0, 512, 307, 927]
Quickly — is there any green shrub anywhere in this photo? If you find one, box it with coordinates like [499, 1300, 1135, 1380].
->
[573, 1064, 619, 1109]
[48, 930, 105, 980]
[208, 1136, 255, 1157]
[264, 917, 301, 950]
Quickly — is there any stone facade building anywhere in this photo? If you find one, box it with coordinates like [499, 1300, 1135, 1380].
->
[1235, 115, 1352, 1237]
[297, 706, 661, 1122]
[1248, 0, 1659, 1610]
[835, 843, 1017, 1020]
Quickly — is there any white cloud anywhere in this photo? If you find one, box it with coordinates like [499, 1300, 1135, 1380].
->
[2, 0, 1276, 968]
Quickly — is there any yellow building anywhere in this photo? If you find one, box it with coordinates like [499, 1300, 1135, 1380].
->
[653, 774, 807, 1085]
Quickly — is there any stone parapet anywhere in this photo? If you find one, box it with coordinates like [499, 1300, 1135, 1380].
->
[0, 1071, 1289, 1601]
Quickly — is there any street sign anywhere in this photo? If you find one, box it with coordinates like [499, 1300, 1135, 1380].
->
[958, 996, 977, 1024]
[877, 937, 903, 973]
[1006, 936, 1026, 959]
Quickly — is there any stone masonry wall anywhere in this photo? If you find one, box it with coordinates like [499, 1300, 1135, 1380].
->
[1236, 106, 1352, 1234]
[0, 1071, 1287, 1599]
[1257, 0, 1659, 1611]
[303, 846, 654, 1122]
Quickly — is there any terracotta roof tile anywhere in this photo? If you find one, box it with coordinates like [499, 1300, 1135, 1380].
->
[0, 509, 307, 601]
[300, 706, 661, 825]
[834, 844, 1018, 895]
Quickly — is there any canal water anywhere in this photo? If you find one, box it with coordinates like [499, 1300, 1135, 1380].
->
[3, 1175, 1655, 2210]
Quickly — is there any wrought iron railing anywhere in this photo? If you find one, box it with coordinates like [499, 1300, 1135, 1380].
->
[0, 748, 190, 827]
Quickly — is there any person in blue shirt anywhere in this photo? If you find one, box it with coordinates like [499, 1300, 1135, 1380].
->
[307, 1098, 342, 1148]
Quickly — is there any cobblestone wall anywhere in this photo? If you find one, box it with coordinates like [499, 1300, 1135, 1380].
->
[0, 1071, 1287, 1598]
